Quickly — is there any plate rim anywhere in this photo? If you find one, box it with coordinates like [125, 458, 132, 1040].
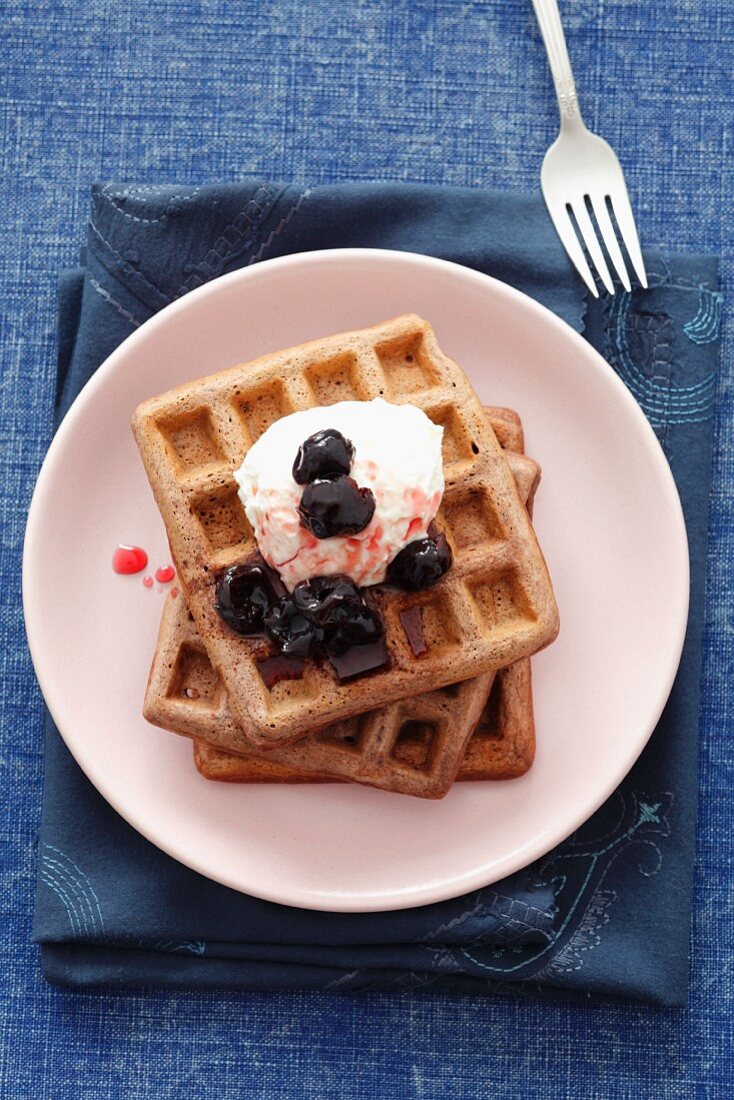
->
[23, 247, 690, 911]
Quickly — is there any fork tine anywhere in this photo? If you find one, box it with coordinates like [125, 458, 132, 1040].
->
[570, 199, 615, 295]
[545, 200, 599, 298]
[608, 187, 648, 288]
[589, 195, 631, 292]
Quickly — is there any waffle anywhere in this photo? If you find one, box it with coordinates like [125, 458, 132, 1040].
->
[192, 659, 534, 784]
[483, 406, 524, 453]
[144, 411, 540, 798]
[133, 315, 558, 748]
[147, 591, 493, 798]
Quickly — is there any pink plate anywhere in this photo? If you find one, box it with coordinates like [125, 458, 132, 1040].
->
[23, 250, 689, 912]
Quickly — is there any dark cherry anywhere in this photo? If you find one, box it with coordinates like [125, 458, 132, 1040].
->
[324, 604, 385, 657]
[292, 428, 355, 485]
[215, 563, 281, 634]
[291, 574, 363, 626]
[298, 476, 375, 539]
[386, 533, 453, 591]
[263, 597, 324, 659]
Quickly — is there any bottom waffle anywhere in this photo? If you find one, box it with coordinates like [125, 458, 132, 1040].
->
[193, 658, 534, 783]
[147, 594, 495, 799]
[144, 408, 540, 798]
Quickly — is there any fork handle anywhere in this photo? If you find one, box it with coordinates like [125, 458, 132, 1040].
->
[531, 0, 584, 129]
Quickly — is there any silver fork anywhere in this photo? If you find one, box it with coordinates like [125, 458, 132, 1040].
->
[531, 0, 647, 297]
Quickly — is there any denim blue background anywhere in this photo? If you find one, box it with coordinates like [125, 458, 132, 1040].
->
[2, 1, 732, 1096]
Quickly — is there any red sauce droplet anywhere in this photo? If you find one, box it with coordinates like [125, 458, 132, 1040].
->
[170, 587, 180, 598]
[155, 564, 176, 584]
[113, 545, 148, 575]
[142, 575, 153, 588]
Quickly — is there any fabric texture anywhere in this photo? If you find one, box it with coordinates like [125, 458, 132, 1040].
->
[3, 1, 733, 1096]
[33, 181, 718, 1009]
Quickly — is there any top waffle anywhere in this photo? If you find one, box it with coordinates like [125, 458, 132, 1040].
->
[132, 314, 559, 747]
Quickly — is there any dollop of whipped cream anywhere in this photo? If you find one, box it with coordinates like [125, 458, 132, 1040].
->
[234, 398, 444, 589]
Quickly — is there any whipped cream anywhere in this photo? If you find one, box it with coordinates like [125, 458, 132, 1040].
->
[235, 398, 444, 589]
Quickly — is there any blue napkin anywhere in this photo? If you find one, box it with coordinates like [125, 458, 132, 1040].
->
[34, 182, 720, 1005]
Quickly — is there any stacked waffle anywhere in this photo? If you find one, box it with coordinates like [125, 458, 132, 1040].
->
[133, 315, 559, 798]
